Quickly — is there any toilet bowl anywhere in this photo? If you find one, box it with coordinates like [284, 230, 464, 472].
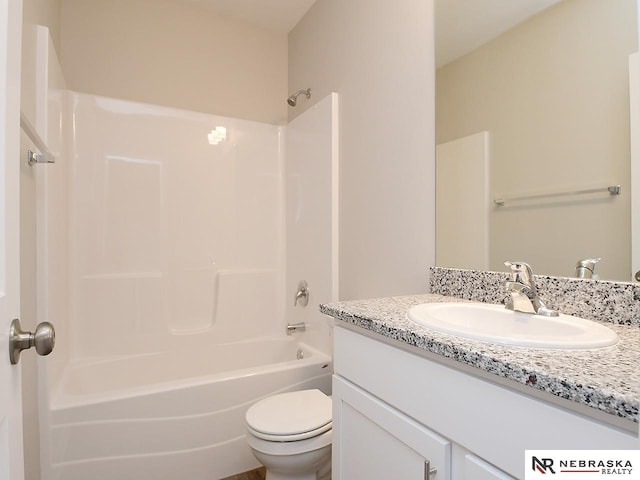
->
[246, 389, 332, 480]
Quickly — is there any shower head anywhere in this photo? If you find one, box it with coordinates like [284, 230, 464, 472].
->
[287, 88, 311, 107]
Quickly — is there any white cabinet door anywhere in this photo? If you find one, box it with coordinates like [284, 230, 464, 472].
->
[333, 376, 450, 480]
[462, 454, 515, 480]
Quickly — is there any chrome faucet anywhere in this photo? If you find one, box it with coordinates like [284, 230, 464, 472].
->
[504, 261, 558, 317]
[575, 258, 601, 279]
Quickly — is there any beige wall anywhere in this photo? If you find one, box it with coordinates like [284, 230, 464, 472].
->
[59, 0, 288, 124]
[437, 0, 637, 280]
[23, 0, 61, 54]
[289, 0, 435, 300]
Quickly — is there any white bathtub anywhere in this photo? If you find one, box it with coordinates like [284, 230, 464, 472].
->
[47, 337, 332, 480]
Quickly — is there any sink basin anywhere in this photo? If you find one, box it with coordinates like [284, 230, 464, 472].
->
[407, 302, 619, 349]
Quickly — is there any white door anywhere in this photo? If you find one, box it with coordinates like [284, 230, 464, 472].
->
[0, 0, 25, 479]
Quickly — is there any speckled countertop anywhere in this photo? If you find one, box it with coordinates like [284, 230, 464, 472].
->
[320, 293, 640, 424]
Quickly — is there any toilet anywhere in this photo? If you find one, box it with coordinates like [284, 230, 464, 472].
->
[245, 389, 332, 480]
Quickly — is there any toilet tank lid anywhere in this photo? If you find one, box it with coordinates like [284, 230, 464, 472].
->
[246, 389, 332, 436]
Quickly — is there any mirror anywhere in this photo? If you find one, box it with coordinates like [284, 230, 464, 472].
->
[435, 0, 638, 281]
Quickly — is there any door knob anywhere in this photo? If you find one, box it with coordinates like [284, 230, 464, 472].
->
[635, 270, 640, 282]
[9, 318, 55, 365]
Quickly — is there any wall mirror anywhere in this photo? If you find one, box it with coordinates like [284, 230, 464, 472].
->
[435, 0, 639, 281]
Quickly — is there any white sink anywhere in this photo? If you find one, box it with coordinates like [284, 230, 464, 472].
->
[407, 302, 619, 349]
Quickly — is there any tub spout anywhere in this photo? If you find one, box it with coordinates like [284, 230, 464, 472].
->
[286, 322, 306, 335]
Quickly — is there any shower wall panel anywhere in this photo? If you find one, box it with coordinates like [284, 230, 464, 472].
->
[285, 93, 339, 355]
[67, 93, 284, 358]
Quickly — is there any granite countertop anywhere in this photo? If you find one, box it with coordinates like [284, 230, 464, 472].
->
[320, 294, 640, 424]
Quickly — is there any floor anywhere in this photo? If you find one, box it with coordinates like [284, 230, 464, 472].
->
[220, 467, 266, 480]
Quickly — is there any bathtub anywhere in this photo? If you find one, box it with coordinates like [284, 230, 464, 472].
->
[46, 337, 333, 480]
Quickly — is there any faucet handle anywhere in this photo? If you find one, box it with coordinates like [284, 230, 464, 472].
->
[576, 258, 601, 266]
[504, 261, 534, 282]
[294, 280, 309, 307]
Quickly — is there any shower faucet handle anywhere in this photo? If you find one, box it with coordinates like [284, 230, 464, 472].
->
[294, 280, 309, 307]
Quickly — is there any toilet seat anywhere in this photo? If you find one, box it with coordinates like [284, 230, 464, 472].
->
[248, 421, 331, 442]
[246, 389, 332, 442]
[247, 428, 332, 457]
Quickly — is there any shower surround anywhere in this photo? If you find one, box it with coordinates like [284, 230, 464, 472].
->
[41, 91, 338, 479]
[68, 92, 284, 356]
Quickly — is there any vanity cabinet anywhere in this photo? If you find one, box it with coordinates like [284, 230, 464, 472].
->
[334, 376, 450, 479]
[332, 325, 637, 479]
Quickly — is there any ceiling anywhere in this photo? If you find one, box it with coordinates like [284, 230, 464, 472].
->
[174, 0, 317, 33]
[173, 0, 563, 62]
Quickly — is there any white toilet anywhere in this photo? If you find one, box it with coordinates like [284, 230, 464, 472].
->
[245, 389, 332, 480]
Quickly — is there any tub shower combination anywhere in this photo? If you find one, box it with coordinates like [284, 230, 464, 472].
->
[41, 92, 337, 480]
[49, 339, 331, 479]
